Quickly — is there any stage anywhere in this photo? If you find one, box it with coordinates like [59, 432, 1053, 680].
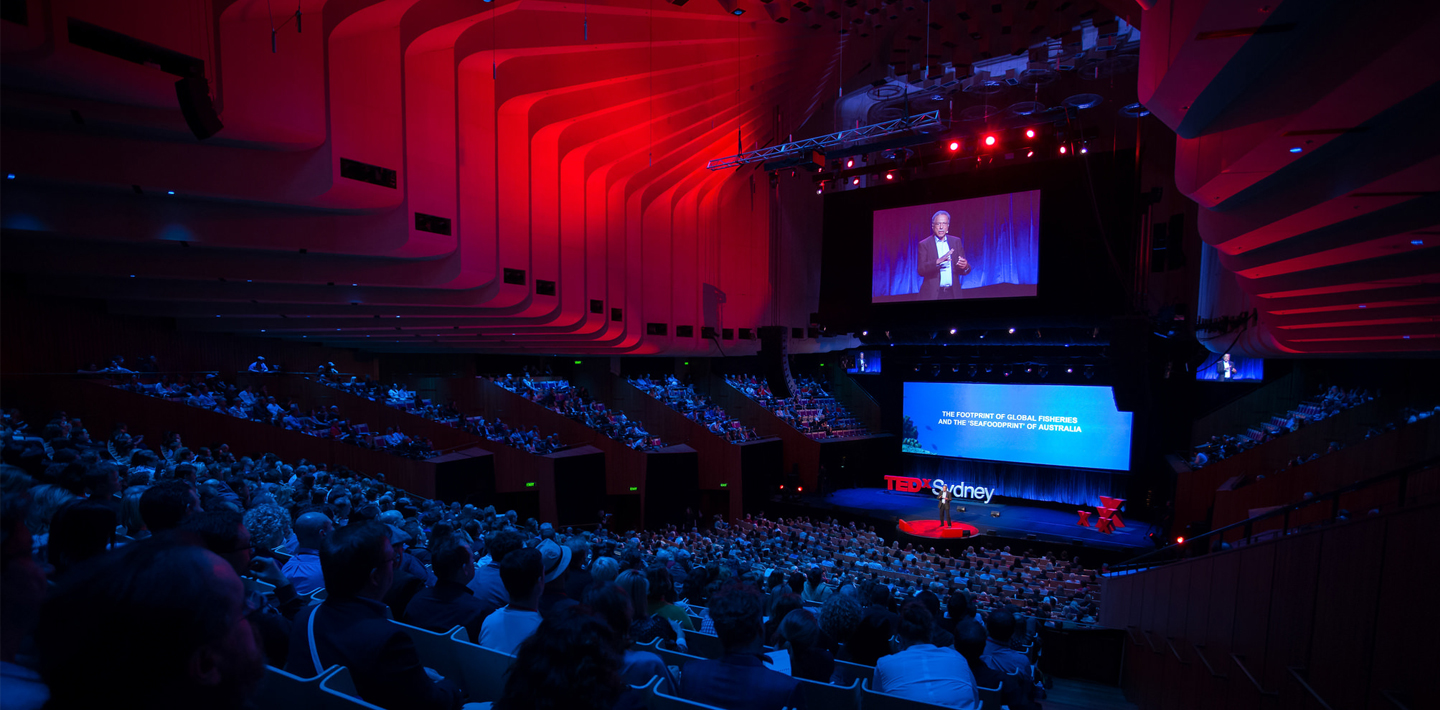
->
[782, 488, 1152, 553]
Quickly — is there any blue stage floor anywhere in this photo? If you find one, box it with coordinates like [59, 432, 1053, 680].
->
[795, 488, 1151, 552]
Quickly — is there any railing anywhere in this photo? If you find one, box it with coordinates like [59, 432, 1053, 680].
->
[1287, 667, 1334, 710]
[1111, 455, 1439, 573]
[1191, 642, 1226, 679]
[1231, 654, 1278, 697]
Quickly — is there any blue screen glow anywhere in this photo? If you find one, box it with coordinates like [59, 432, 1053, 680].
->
[903, 382, 1134, 471]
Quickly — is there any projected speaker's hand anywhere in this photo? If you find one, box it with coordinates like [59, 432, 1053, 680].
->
[936, 253, 950, 266]
[955, 256, 969, 271]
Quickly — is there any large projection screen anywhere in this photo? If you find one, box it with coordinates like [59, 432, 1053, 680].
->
[902, 381, 1133, 471]
[872, 190, 1040, 302]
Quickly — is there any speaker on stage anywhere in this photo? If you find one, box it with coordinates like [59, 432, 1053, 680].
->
[757, 326, 794, 399]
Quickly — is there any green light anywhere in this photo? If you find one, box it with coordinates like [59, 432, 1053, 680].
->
[629, 486, 638, 492]
[720, 483, 728, 488]
[525, 482, 535, 487]
[574, 360, 582, 364]
[683, 361, 689, 365]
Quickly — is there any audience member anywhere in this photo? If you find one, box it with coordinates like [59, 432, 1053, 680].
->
[404, 534, 488, 642]
[583, 581, 679, 692]
[284, 521, 463, 709]
[874, 602, 979, 709]
[678, 583, 805, 710]
[980, 609, 1032, 680]
[955, 619, 1040, 710]
[494, 606, 642, 710]
[480, 548, 545, 655]
[775, 608, 835, 684]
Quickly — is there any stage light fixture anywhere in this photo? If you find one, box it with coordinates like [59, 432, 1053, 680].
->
[1176, 536, 1185, 544]
[1289, 147, 1302, 153]
[885, 171, 894, 180]
[852, 177, 860, 185]
[1084, 365, 1094, 379]
[1059, 145, 1067, 154]
[1008, 327, 1015, 334]
[1038, 366, 1048, 378]
[845, 158, 855, 168]
[862, 330, 868, 336]
[967, 364, 977, 376]
[948, 140, 960, 151]
[1025, 128, 1035, 139]
[1025, 366, 1032, 374]
[1066, 367, 1073, 373]
[731, 7, 744, 14]
[984, 135, 997, 147]
[984, 364, 993, 373]
[1079, 146, 1088, 154]
[1003, 367, 1012, 377]
[949, 328, 957, 335]
[1026, 150, 1034, 158]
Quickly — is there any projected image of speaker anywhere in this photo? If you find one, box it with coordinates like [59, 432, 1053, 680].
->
[175, 76, 223, 140]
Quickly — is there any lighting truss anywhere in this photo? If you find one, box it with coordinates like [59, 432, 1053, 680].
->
[705, 111, 942, 170]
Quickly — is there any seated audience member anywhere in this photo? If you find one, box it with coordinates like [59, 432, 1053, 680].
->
[765, 593, 803, 646]
[590, 555, 621, 585]
[469, 530, 525, 614]
[138, 480, 202, 532]
[36, 534, 267, 710]
[617, 568, 679, 648]
[679, 583, 806, 710]
[281, 512, 333, 595]
[801, 567, 833, 604]
[480, 548, 546, 655]
[2, 496, 49, 710]
[284, 521, 463, 709]
[248, 357, 270, 373]
[818, 592, 863, 668]
[584, 581, 679, 692]
[980, 609, 1032, 680]
[776, 609, 835, 684]
[536, 538, 575, 617]
[646, 565, 694, 631]
[183, 510, 303, 665]
[874, 602, 979, 709]
[404, 535, 488, 642]
[494, 606, 642, 710]
[955, 619, 1040, 710]
[45, 499, 117, 580]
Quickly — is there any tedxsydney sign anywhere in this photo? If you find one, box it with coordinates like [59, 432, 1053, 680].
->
[883, 475, 996, 504]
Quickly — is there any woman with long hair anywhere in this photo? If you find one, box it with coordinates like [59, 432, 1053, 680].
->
[494, 606, 642, 710]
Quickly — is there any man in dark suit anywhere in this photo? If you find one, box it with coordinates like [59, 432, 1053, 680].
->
[939, 485, 953, 527]
[403, 534, 488, 642]
[679, 584, 806, 710]
[285, 521, 464, 709]
[916, 210, 971, 300]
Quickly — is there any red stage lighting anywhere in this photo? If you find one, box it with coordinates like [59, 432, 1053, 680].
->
[1026, 150, 1034, 158]
[851, 177, 860, 185]
[983, 135, 997, 147]
[1059, 145, 1067, 154]
[1025, 128, 1035, 139]
[885, 172, 894, 180]
[798, 486, 803, 492]
[1176, 536, 1185, 544]
[948, 140, 960, 151]
[845, 158, 854, 168]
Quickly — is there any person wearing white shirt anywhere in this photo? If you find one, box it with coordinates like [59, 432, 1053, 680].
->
[248, 357, 270, 373]
[874, 602, 980, 709]
[916, 210, 971, 300]
[480, 548, 545, 655]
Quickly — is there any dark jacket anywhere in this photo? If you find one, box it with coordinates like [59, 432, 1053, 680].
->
[284, 596, 463, 710]
[968, 657, 1040, 710]
[679, 653, 807, 710]
[403, 581, 489, 643]
[916, 234, 971, 299]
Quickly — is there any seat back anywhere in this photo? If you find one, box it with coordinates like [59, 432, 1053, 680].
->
[387, 620, 465, 685]
[859, 678, 959, 710]
[319, 667, 386, 708]
[254, 665, 384, 710]
[977, 681, 1003, 710]
[833, 659, 875, 683]
[651, 641, 707, 671]
[796, 677, 860, 710]
[447, 626, 517, 702]
[649, 683, 729, 710]
[684, 630, 725, 659]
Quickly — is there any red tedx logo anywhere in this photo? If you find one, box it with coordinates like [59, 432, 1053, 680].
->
[883, 475, 930, 493]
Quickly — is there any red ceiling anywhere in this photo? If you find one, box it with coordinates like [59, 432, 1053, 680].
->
[1140, 0, 1440, 355]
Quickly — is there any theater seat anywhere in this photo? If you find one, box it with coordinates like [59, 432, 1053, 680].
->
[858, 679, 959, 710]
[254, 665, 384, 710]
[795, 677, 860, 710]
[832, 659, 876, 683]
[446, 627, 517, 703]
[651, 682, 729, 709]
[977, 680, 1003, 710]
[388, 621, 466, 688]
[684, 630, 725, 659]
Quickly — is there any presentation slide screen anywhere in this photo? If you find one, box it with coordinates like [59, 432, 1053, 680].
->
[902, 382, 1133, 471]
[872, 190, 1040, 303]
[846, 350, 882, 374]
[1195, 353, 1263, 382]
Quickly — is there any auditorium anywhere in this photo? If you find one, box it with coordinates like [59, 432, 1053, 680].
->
[2, 0, 1437, 708]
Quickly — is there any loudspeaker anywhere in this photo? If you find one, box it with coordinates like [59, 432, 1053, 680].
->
[1109, 316, 1151, 413]
[175, 76, 223, 140]
[757, 326, 794, 399]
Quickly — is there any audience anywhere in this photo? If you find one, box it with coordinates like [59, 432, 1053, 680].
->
[494, 606, 641, 710]
[629, 374, 760, 443]
[955, 619, 1040, 710]
[495, 373, 665, 451]
[403, 534, 488, 642]
[726, 375, 872, 440]
[583, 581, 679, 692]
[282, 512, 333, 595]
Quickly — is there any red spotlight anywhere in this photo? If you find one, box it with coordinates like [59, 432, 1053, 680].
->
[1025, 128, 1036, 139]
[1175, 536, 1185, 544]
[885, 172, 894, 180]
[845, 158, 854, 168]
[1059, 145, 1067, 154]
[851, 177, 860, 185]
[1026, 150, 1034, 158]
[798, 486, 803, 492]
[948, 140, 960, 151]
[780, 485, 785, 490]
[983, 135, 997, 147]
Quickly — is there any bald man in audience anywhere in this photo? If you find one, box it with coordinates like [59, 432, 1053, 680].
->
[282, 512, 333, 595]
